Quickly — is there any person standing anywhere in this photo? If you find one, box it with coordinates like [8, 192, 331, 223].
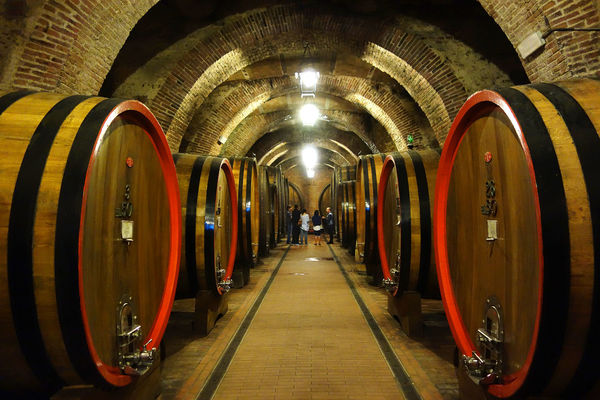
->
[300, 209, 310, 245]
[312, 210, 322, 245]
[292, 204, 301, 245]
[325, 207, 335, 244]
[286, 205, 293, 244]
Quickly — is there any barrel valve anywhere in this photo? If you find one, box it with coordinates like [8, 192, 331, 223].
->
[120, 340, 156, 376]
[382, 254, 401, 293]
[117, 297, 156, 376]
[463, 296, 503, 385]
[216, 257, 232, 292]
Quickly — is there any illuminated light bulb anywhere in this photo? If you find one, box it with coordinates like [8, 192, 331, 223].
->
[300, 70, 318, 89]
[306, 168, 315, 178]
[301, 145, 318, 169]
[299, 104, 319, 126]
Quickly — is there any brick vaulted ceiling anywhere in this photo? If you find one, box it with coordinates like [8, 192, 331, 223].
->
[2, 0, 598, 168]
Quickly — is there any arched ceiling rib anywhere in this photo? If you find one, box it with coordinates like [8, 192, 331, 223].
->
[112, 6, 470, 150]
[250, 126, 370, 164]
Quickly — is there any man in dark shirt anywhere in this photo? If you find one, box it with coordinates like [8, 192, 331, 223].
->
[292, 204, 301, 245]
[325, 207, 334, 244]
[286, 205, 293, 244]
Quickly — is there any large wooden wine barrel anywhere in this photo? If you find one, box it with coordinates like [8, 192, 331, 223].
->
[278, 168, 286, 240]
[355, 154, 386, 274]
[318, 183, 332, 216]
[269, 183, 280, 249]
[173, 155, 237, 298]
[229, 157, 260, 286]
[0, 92, 181, 394]
[282, 176, 289, 241]
[338, 181, 356, 251]
[434, 80, 600, 398]
[267, 167, 284, 242]
[333, 166, 356, 241]
[377, 150, 439, 298]
[258, 166, 272, 256]
[288, 181, 304, 209]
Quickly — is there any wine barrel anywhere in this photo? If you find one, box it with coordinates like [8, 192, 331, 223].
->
[338, 181, 356, 251]
[288, 181, 304, 209]
[282, 176, 289, 241]
[0, 92, 181, 394]
[258, 166, 272, 256]
[269, 183, 280, 249]
[173, 155, 237, 298]
[268, 167, 284, 242]
[333, 166, 356, 241]
[336, 182, 344, 245]
[355, 154, 386, 275]
[377, 150, 439, 298]
[318, 183, 332, 216]
[278, 168, 286, 240]
[434, 80, 600, 398]
[229, 157, 260, 286]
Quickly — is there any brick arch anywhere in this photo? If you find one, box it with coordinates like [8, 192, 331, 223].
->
[2, 0, 596, 122]
[477, 0, 600, 82]
[247, 127, 371, 163]
[219, 110, 382, 157]
[279, 158, 335, 173]
[260, 142, 354, 167]
[0, 0, 158, 93]
[184, 74, 433, 156]
[141, 5, 466, 150]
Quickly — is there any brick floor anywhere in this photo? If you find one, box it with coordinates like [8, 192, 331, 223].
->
[160, 243, 458, 400]
[212, 244, 405, 400]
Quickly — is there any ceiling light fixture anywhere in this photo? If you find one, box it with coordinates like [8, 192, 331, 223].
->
[306, 168, 315, 178]
[299, 104, 319, 126]
[295, 40, 319, 97]
[302, 145, 318, 169]
[295, 70, 319, 97]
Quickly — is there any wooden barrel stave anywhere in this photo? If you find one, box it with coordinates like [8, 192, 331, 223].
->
[288, 181, 303, 210]
[435, 79, 600, 398]
[0, 92, 180, 393]
[377, 150, 439, 298]
[333, 166, 356, 241]
[318, 183, 331, 216]
[258, 165, 272, 256]
[355, 155, 386, 285]
[230, 158, 260, 285]
[174, 155, 237, 298]
[269, 183, 280, 249]
[338, 180, 356, 250]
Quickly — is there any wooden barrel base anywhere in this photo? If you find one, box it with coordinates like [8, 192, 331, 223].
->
[194, 290, 229, 337]
[51, 356, 161, 400]
[367, 263, 383, 287]
[387, 291, 423, 338]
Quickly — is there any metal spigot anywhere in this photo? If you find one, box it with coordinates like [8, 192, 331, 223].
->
[120, 339, 156, 376]
[218, 279, 233, 292]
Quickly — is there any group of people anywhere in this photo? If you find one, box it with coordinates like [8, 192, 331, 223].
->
[286, 205, 335, 246]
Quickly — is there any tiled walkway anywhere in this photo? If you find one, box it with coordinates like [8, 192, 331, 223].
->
[212, 244, 405, 400]
[160, 243, 458, 400]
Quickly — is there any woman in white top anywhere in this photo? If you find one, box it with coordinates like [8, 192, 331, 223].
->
[300, 209, 310, 245]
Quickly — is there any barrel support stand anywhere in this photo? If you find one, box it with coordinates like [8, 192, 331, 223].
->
[52, 351, 162, 399]
[194, 290, 229, 336]
[232, 267, 246, 289]
[387, 291, 423, 337]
